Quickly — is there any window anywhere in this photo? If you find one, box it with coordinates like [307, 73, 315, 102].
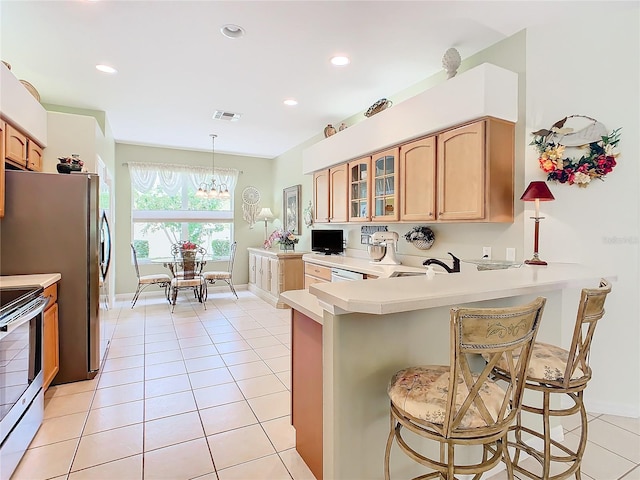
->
[129, 162, 238, 261]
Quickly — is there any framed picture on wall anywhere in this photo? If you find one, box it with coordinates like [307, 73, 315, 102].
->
[283, 184, 301, 235]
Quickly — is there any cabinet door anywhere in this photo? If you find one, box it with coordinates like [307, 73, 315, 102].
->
[248, 253, 256, 284]
[260, 256, 270, 291]
[348, 156, 372, 222]
[313, 170, 330, 223]
[5, 123, 27, 168]
[437, 121, 485, 221]
[27, 140, 43, 171]
[329, 164, 348, 223]
[270, 258, 280, 295]
[43, 303, 60, 390]
[371, 147, 399, 222]
[400, 137, 436, 221]
[0, 121, 5, 218]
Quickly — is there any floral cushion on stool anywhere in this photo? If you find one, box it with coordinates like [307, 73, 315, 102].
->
[488, 342, 585, 382]
[387, 365, 509, 429]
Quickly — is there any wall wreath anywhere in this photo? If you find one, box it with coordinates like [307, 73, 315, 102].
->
[531, 115, 621, 188]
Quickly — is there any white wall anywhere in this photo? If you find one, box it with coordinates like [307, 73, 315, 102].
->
[526, 9, 639, 416]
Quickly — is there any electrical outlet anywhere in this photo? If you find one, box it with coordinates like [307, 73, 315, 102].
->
[482, 246, 492, 259]
[506, 248, 516, 262]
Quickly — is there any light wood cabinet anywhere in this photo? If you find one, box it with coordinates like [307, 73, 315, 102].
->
[304, 262, 332, 289]
[27, 140, 43, 171]
[371, 147, 399, 222]
[400, 136, 436, 222]
[348, 156, 372, 222]
[436, 118, 514, 222]
[247, 248, 305, 308]
[5, 123, 28, 169]
[313, 164, 348, 224]
[43, 282, 60, 391]
[0, 121, 5, 218]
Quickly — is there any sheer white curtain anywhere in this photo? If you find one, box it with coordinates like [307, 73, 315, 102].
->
[128, 162, 239, 194]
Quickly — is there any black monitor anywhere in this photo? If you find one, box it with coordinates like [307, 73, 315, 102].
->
[311, 229, 344, 255]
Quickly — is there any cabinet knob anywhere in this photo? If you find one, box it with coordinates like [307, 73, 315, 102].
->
[438, 212, 443, 216]
[429, 212, 433, 216]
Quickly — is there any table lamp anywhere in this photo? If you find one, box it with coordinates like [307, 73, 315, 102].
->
[256, 207, 274, 241]
[520, 181, 555, 265]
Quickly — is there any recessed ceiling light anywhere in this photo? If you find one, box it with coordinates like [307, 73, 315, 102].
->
[95, 64, 117, 74]
[331, 56, 350, 66]
[221, 24, 245, 39]
[283, 99, 298, 106]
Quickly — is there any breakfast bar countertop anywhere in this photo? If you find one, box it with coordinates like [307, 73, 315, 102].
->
[0, 274, 61, 289]
[302, 252, 426, 278]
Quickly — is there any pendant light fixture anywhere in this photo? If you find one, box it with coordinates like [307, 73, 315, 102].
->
[196, 134, 230, 199]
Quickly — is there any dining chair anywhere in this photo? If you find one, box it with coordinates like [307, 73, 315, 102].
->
[169, 245, 207, 312]
[384, 297, 546, 479]
[130, 243, 171, 308]
[202, 241, 238, 300]
[490, 279, 612, 480]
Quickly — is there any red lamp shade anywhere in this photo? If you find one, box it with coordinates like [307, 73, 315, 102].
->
[520, 181, 555, 202]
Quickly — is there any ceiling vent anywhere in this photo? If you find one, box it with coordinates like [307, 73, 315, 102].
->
[213, 110, 242, 122]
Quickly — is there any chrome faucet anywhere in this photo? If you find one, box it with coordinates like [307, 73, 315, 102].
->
[422, 252, 461, 273]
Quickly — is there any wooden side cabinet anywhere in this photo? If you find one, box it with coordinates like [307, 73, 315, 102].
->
[43, 282, 60, 390]
[400, 136, 436, 222]
[247, 248, 305, 308]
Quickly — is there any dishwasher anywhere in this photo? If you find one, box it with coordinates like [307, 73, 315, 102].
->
[331, 268, 364, 282]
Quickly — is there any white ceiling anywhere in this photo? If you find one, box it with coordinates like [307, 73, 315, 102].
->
[0, 1, 632, 159]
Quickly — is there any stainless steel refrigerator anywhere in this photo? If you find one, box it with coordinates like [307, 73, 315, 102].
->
[0, 170, 105, 384]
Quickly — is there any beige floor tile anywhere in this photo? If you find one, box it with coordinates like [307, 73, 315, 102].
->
[207, 424, 276, 470]
[621, 466, 640, 480]
[98, 366, 145, 389]
[564, 431, 637, 480]
[92, 382, 144, 409]
[145, 324, 174, 336]
[245, 335, 281, 349]
[561, 412, 597, 433]
[229, 320, 262, 331]
[144, 339, 181, 353]
[145, 359, 187, 380]
[276, 371, 291, 390]
[13, 438, 79, 479]
[185, 354, 226, 372]
[210, 331, 245, 343]
[174, 326, 208, 339]
[178, 335, 213, 349]
[238, 328, 272, 340]
[109, 335, 145, 347]
[216, 453, 292, 480]
[266, 325, 290, 336]
[102, 354, 145, 373]
[30, 412, 88, 447]
[143, 437, 215, 480]
[44, 390, 95, 419]
[600, 414, 640, 435]
[262, 416, 295, 452]
[255, 345, 290, 360]
[587, 418, 640, 463]
[247, 390, 291, 422]
[145, 373, 192, 398]
[236, 374, 287, 399]
[83, 400, 144, 435]
[274, 333, 291, 346]
[144, 411, 205, 451]
[199, 400, 258, 435]
[145, 390, 197, 421]
[188, 366, 234, 389]
[214, 339, 252, 354]
[204, 325, 236, 335]
[145, 333, 179, 345]
[113, 325, 145, 338]
[68, 454, 142, 480]
[45, 378, 98, 398]
[173, 315, 201, 324]
[228, 360, 273, 381]
[193, 382, 244, 410]
[107, 343, 145, 359]
[279, 448, 317, 480]
[71, 423, 143, 472]
[221, 350, 261, 366]
[181, 344, 220, 359]
[144, 348, 183, 366]
[264, 355, 291, 373]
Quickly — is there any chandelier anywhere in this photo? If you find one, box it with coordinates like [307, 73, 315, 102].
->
[196, 134, 230, 199]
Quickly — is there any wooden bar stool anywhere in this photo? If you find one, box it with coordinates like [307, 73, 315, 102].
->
[491, 279, 611, 480]
[384, 297, 546, 479]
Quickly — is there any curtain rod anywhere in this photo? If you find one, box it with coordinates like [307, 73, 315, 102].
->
[121, 162, 243, 174]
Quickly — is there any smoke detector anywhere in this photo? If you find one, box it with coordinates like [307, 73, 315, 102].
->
[212, 110, 242, 122]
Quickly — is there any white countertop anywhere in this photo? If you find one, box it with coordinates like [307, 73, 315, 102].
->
[303, 253, 426, 278]
[0, 273, 61, 289]
[304, 263, 613, 316]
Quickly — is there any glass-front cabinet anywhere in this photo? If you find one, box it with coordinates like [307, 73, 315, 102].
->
[372, 147, 399, 221]
[348, 156, 372, 222]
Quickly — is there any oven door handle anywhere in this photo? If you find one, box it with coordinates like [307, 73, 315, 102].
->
[0, 296, 49, 333]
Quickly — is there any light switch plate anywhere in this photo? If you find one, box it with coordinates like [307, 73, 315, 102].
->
[506, 248, 516, 262]
[482, 246, 492, 259]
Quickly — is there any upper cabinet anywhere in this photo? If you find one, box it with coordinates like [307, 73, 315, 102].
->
[5, 124, 28, 169]
[371, 148, 399, 222]
[314, 164, 348, 223]
[400, 136, 436, 222]
[348, 156, 372, 222]
[437, 118, 513, 222]
[27, 141, 43, 172]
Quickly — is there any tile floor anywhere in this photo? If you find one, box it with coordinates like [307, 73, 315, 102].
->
[11, 289, 640, 480]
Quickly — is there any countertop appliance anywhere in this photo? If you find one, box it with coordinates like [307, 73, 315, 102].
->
[370, 231, 401, 265]
[0, 170, 108, 384]
[0, 285, 48, 480]
[331, 268, 364, 282]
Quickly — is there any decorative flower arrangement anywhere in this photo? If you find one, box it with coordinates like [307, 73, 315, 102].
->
[264, 229, 299, 249]
[178, 241, 198, 250]
[403, 226, 435, 250]
[531, 116, 621, 188]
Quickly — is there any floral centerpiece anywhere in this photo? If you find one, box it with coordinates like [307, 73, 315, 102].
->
[172, 240, 199, 262]
[531, 115, 621, 188]
[403, 226, 435, 250]
[264, 229, 299, 251]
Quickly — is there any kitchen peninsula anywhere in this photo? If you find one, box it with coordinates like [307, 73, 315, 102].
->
[280, 263, 614, 479]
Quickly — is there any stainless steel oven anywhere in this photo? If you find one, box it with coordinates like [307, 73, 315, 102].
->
[0, 286, 48, 480]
